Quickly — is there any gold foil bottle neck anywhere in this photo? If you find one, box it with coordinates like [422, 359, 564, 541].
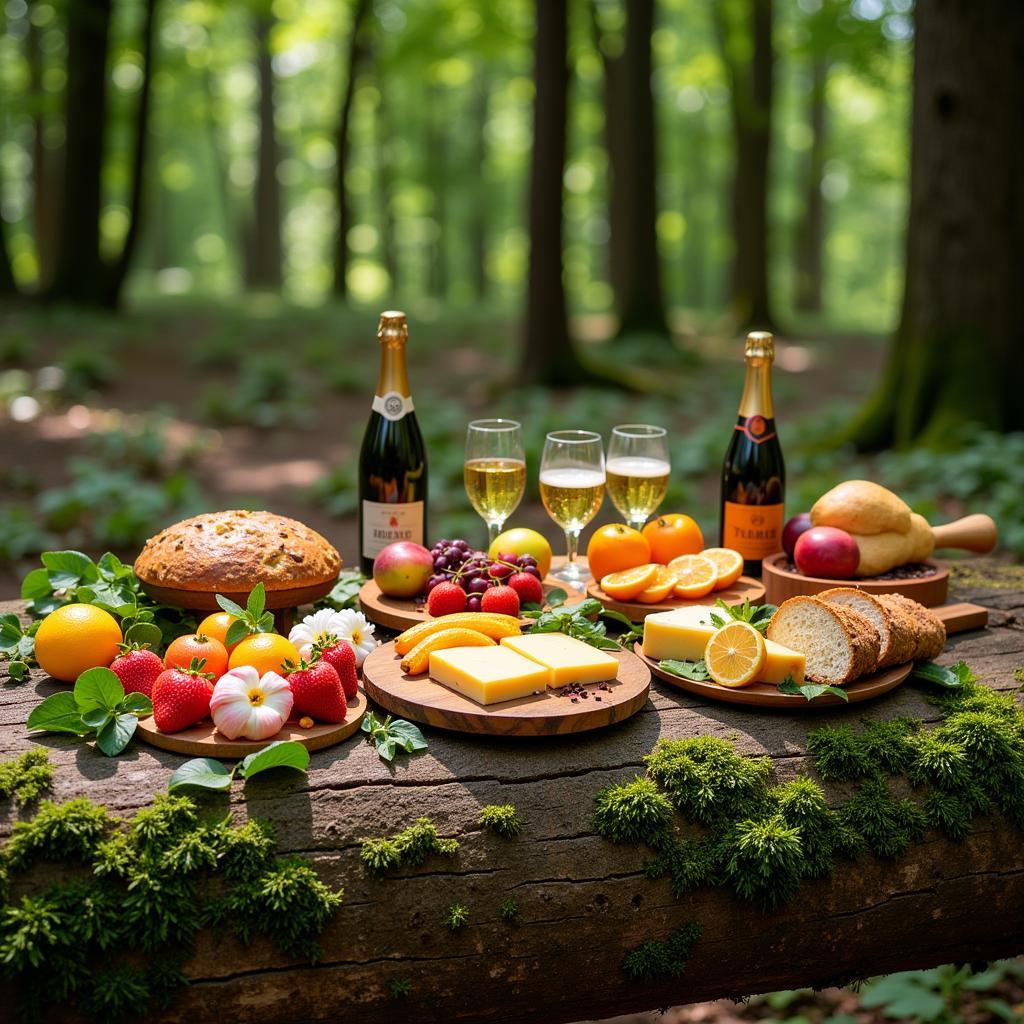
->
[744, 331, 774, 361]
[377, 310, 408, 348]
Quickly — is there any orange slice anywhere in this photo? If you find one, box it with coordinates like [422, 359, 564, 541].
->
[701, 547, 744, 590]
[704, 621, 765, 687]
[668, 554, 718, 599]
[635, 565, 679, 604]
[601, 563, 659, 601]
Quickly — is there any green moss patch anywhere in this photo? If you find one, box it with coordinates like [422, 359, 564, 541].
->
[594, 776, 673, 845]
[0, 750, 53, 807]
[478, 803, 522, 839]
[622, 921, 703, 982]
[360, 816, 460, 875]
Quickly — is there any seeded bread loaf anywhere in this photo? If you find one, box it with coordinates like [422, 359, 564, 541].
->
[766, 596, 880, 685]
[877, 593, 946, 661]
[135, 510, 341, 593]
[818, 588, 917, 667]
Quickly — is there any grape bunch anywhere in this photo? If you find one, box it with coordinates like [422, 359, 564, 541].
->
[427, 539, 542, 613]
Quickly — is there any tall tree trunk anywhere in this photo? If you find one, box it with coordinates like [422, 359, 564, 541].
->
[520, 0, 587, 385]
[374, 79, 400, 295]
[793, 55, 827, 314]
[333, 0, 371, 299]
[103, 0, 158, 307]
[0, 182, 16, 296]
[715, 0, 775, 330]
[845, 0, 1024, 449]
[245, 12, 283, 290]
[681, 113, 710, 310]
[27, 8, 59, 291]
[469, 77, 490, 301]
[426, 86, 448, 300]
[48, 0, 112, 304]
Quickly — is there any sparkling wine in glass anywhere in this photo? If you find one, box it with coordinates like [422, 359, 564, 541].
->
[464, 419, 526, 545]
[606, 424, 670, 531]
[540, 430, 605, 586]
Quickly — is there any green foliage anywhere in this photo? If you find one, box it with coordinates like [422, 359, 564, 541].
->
[388, 978, 411, 999]
[622, 921, 703, 982]
[593, 777, 673, 845]
[478, 803, 522, 839]
[445, 903, 469, 931]
[4, 797, 111, 871]
[644, 838, 718, 898]
[360, 816, 459, 876]
[0, 750, 53, 807]
[839, 779, 926, 859]
[499, 898, 519, 923]
[719, 814, 804, 908]
[806, 719, 917, 781]
[771, 777, 862, 877]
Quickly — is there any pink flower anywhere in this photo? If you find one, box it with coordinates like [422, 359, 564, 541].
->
[210, 666, 294, 741]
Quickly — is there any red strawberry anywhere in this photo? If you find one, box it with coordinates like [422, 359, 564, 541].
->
[428, 581, 467, 617]
[110, 644, 164, 699]
[152, 662, 214, 733]
[315, 639, 358, 700]
[287, 658, 347, 723]
[480, 585, 520, 617]
[506, 572, 544, 607]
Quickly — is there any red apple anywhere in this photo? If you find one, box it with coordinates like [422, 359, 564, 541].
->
[782, 513, 814, 559]
[373, 541, 433, 598]
[794, 526, 860, 579]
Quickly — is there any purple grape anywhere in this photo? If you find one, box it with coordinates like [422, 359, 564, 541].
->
[425, 576, 442, 592]
[466, 595, 482, 612]
[523, 566, 541, 580]
[436, 539, 451, 548]
[453, 539, 470, 551]
[434, 556, 449, 570]
[490, 561, 513, 580]
[468, 578, 490, 595]
[519, 555, 537, 567]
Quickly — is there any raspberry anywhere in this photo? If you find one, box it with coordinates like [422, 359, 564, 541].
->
[480, 585, 520, 617]
[427, 581, 468, 616]
[506, 572, 544, 607]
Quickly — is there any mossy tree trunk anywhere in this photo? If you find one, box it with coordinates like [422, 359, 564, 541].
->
[846, 0, 1024, 450]
[793, 55, 827, 314]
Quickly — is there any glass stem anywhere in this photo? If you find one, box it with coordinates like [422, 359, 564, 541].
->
[487, 520, 502, 547]
[565, 528, 579, 566]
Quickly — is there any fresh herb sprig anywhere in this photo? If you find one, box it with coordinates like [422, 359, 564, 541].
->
[708, 598, 776, 634]
[658, 658, 711, 682]
[0, 613, 39, 681]
[910, 660, 974, 689]
[523, 594, 623, 650]
[167, 740, 310, 793]
[361, 711, 428, 762]
[216, 583, 275, 647]
[778, 676, 850, 702]
[27, 667, 153, 755]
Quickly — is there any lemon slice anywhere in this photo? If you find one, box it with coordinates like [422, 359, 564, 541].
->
[701, 547, 745, 590]
[600, 563, 659, 601]
[668, 554, 718, 599]
[704, 621, 765, 687]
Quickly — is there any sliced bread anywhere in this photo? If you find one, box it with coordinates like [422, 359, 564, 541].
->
[877, 593, 946, 661]
[818, 587, 917, 667]
[767, 596, 880, 685]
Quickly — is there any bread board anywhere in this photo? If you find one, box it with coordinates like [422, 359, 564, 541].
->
[637, 644, 911, 709]
[361, 641, 650, 736]
[586, 575, 766, 622]
[138, 578, 338, 612]
[135, 689, 367, 758]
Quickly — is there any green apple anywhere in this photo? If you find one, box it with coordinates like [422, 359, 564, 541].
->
[488, 528, 553, 579]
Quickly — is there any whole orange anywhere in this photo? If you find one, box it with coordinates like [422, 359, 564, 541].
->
[586, 524, 651, 583]
[197, 611, 242, 653]
[229, 633, 300, 676]
[642, 514, 704, 564]
[165, 633, 229, 678]
[34, 604, 122, 682]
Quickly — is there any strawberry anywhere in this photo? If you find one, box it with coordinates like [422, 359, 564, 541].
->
[427, 581, 467, 617]
[152, 659, 215, 733]
[480, 585, 520, 617]
[506, 572, 544, 608]
[110, 643, 164, 699]
[315, 639, 358, 700]
[287, 657, 347, 723]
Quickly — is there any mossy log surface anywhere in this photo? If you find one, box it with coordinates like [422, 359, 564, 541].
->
[1, 569, 1023, 1024]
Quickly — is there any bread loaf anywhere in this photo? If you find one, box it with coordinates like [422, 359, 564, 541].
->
[818, 588, 917, 667]
[850, 513, 935, 576]
[811, 481, 912, 536]
[767, 596, 880, 685]
[877, 593, 946, 661]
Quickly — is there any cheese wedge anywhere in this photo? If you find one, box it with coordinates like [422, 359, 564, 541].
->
[429, 646, 548, 706]
[642, 606, 719, 662]
[758, 639, 806, 685]
[500, 633, 619, 687]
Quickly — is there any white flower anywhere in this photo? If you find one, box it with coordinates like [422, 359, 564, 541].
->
[288, 607, 377, 667]
[210, 666, 294, 741]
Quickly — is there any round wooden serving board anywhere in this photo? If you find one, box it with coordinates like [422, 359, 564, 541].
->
[135, 689, 367, 758]
[636, 643, 911, 709]
[361, 641, 650, 736]
[586, 575, 766, 621]
[138, 578, 339, 612]
[761, 553, 949, 608]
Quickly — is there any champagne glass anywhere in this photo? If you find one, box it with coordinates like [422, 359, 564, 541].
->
[606, 424, 670, 531]
[464, 419, 526, 545]
[539, 430, 605, 586]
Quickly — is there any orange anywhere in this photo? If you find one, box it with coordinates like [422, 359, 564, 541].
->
[635, 565, 678, 605]
[668, 554, 718, 599]
[197, 611, 243, 654]
[642, 514, 704, 564]
[34, 603, 123, 682]
[165, 633, 229, 678]
[586, 524, 651, 583]
[704, 622, 765, 687]
[228, 633, 300, 676]
[701, 547, 744, 590]
[600, 563, 659, 601]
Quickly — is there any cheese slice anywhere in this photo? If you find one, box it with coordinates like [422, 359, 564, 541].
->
[642, 606, 719, 661]
[500, 633, 619, 687]
[759, 639, 806, 685]
[429, 646, 548, 706]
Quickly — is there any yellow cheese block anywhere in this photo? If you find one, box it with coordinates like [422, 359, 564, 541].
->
[500, 633, 619, 687]
[758, 639, 806, 685]
[642, 606, 718, 662]
[429, 646, 549, 706]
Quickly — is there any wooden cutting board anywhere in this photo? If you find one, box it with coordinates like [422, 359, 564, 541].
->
[361, 641, 650, 736]
[586, 575, 766, 622]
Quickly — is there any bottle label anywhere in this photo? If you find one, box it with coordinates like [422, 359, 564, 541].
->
[735, 415, 776, 444]
[362, 499, 425, 560]
[722, 501, 785, 561]
[372, 391, 415, 422]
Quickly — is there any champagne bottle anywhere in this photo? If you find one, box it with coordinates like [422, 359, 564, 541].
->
[720, 331, 785, 576]
[358, 311, 428, 574]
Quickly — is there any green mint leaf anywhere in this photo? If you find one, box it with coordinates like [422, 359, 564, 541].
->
[21, 568, 54, 603]
[224, 619, 252, 647]
[7, 661, 29, 682]
[658, 659, 711, 682]
[545, 587, 568, 608]
[600, 608, 637, 630]
[81, 708, 113, 730]
[246, 583, 267, 618]
[168, 757, 234, 792]
[239, 740, 310, 779]
[777, 677, 850, 702]
[910, 661, 969, 689]
[27, 692, 91, 735]
[97, 552, 132, 579]
[376, 736, 396, 762]
[575, 598, 603, 617]
[119, 692, 153, 716]
[709, 613, 728, 628]
[215, 594, 248, 619]
[74, 667, 125, 714]
[520, 603, 544, 613]
[95, 713, 139, 756]
[257, 612, 275, 633]
[124, 622, 163, 650]
[387, 719, 428, 752]
[950, 660, 976, 685]
[317, 570, 366, 610]
[41, 550, 99, 590]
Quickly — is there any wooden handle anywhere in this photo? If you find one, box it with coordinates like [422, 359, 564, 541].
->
[931, 513, 998, 553]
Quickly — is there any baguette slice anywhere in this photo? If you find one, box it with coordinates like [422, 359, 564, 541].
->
[876, 593, 946, 661]
[767, 596, 880, 685]
[818, 587, 917, 667]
